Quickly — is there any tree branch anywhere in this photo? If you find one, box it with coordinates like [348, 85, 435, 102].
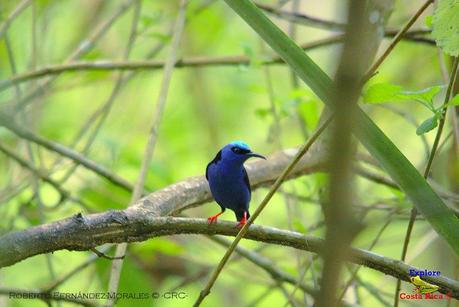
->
[255, 1, 346, 31]
[0, 216, 458, 298]
[12, 0, 136, 112]
[0, 112, 135, 192]
[0, 142, 69, 202]
[0, 0, 32, 40]
[147, 146, 327, 217]
[0, 31, 434, 93]
[208, 235, 317, 297]
[194, 113, 333, 306]
[0, 141, 326, 266]
[107, 0, 187, 303]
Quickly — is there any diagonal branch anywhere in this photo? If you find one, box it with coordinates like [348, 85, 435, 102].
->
[394, 56, 459, 307]
[0, 0, 32, 40]
[0, 112, 134, 191]
[106, 0, 188, 304]
[0, 142, 69, 201]
[255, 1, 346, 31]
[209, 235, 316, 295]
[193, 113, 333, 306]
[12, 0, 136, 112]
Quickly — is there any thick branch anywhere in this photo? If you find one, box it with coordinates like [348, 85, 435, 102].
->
[0, 216, 458, 299]
[0, 142, 326, 264]
[143, 145, 327, 217]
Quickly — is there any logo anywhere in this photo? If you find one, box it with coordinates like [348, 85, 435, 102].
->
[399, 270, 451, 301]
[410, 276, 439, 294]
[409, 269, 441, 278]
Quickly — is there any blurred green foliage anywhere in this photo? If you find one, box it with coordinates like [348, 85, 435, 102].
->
[0, 1, 458, 307]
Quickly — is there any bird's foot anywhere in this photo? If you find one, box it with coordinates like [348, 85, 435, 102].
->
[235, 220, 246, 229]
[207, 212, 222, 224]
[235, 211, 248, 229]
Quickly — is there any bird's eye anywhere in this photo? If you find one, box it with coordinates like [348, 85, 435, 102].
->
[231, 146, 250, 154]
[231, 146, 243, 155]
[232, 147, 241, 154]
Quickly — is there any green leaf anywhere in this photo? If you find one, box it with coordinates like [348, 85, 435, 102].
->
[432, 0, 459, 56]
[145, 32, 171, 43]
[363, 83, 443, 109]
[400, 86, 443, 106]
[364, 83, 403, 103]
[139, 12, 163, 32]
[240, 42, 264, 67]
[255, 108, 270, 118]
[425, 15, 433, 28]
[448, 94, 459, 106]
[224, 0, 459, 255]
[416, 116, 438, 135]
[132, 238, 184, 258]
[292, 218, 307, 233]
[241, 41, 255, 58]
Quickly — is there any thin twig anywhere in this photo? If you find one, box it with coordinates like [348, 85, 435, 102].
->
[284, 2, 314, 303]
[0, 113, 135, 192]
[105, 1, 188, 305]
[354, 274, 392, 306]
[282, 259, 312, 307]
[355, 160, 459, 204]
[246, 284, 277, 307]
[56, 0, 142, 186]
[364, 0, 434, 81]
[337, 210, 397, 301]
[438, 52, 459, 163]
[0, 0, 32, 40]
[0, 30, 435, 93]
[255, 1, 346, 31]
[0, 39, 332, 91]
[0, 0, 216, 206]
[393, 57, 459, 307]
[44, 246, 112, 292]
[0, 142, 68, 202]
[425, 55, 459, 175]
[14, 0, 136, 112]
[5, 24, 61, 294]
[90, 248, 124, 260]
[208, 236, 316, 297]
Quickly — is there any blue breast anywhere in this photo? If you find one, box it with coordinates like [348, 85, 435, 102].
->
[206, 161, 251, 212]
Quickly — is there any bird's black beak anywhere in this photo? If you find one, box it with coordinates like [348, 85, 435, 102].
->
[247, 152, 266, 160]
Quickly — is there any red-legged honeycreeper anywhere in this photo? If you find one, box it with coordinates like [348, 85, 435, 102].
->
[205, 141, 266, 228]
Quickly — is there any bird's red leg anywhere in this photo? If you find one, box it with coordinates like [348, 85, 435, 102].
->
[207, 211, 223, 224]
[236, 211, 247, 228]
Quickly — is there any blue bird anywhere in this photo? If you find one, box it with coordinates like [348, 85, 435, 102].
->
[205, 141, 266, 227]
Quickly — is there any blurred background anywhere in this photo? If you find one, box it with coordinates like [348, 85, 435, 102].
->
[0, 0, 457, 306]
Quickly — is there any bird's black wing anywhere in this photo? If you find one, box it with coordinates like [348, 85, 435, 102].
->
[243, 167, 251, 194]
[205, 150, 222, 180]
